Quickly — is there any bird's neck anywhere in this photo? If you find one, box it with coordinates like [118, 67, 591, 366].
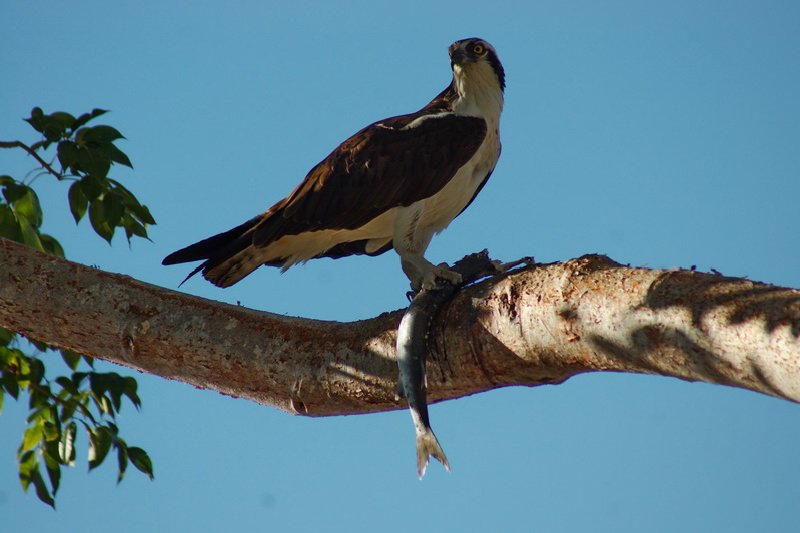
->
[451, 63, 504, 127]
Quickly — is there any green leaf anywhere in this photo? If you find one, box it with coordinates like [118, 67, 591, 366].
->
[116, 441, 129, 484]
[60, 350, 82, 370]
[123, 217, 149, 241]
[122, 377, 141, 409]
[107, 143, 133, 168]
[28, 338, 50, 353]
[97, 396, 113, 416]
[43, 442, 61, 496]
[42, 419, 59, 441]
[17, 216, 45, 251]
[68, 181, 89, 222]
[127, 447, 154, 479]
[29, 140, 48, 151]
[39, 233, 65, 258]
[103, 192, 125, 228]
[71, 108, 108, 130]
[18, 449, 36, 490]
[28, 386, 52, 411]
[84, 125, 124, 143]
[89, 372, 111, 399]
[0, 175, 17, 186]
[89, 374, 113, 415]
[58, 421, 77, 466]
[41, 111, 75, 143]
[13, 353, 31, 379]
[108, 384, 122, 412]
[110, 181, 150, 221]
[49, 111, 77, 129]
[71, 113, 93, 131]
[88, 427, 113, 470]
[0, 204, 21, 241]
[89, 199, 113, 243]
[135, 204, 156, 226]
[2, 368, 20, 399]
[3, 182, 29, 203]
[101, 372, 130, 412]
[76, 145, 111, 177]
[26, 357, 45, 385]
[0, 326, 14, 346]
[26, 405, 51, 425]
[57, 141, 80, 172]
[0, 389, 4, 415]
[59, 399, 79, 424]
[79, 175, 105, 201]
[24, 107, 45, 133]
[72, 372, 89, 387]
[5, 183, 43, 228]
[30, 468, 56, 508]
[21, 423, 43, 453]
[55, 376, 75, 392]
[19, 453, 57, 507]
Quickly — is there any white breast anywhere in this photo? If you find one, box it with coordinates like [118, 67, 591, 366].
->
[416, 128, 500, 234]
[414, 60, 504, 236]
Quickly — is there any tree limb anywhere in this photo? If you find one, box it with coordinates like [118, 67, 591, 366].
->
[0, 140, 64, 180]
[1, 237, 799, 416]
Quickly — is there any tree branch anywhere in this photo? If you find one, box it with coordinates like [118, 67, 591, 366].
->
[1, 237, 798, 416]
[0, 140, 64, 180]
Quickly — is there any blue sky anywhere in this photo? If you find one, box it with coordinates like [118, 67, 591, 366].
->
[2, 1, 799, 531]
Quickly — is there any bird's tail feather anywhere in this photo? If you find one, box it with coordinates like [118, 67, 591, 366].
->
[161, 215, 265, 287]
[416, 428, 450, 479]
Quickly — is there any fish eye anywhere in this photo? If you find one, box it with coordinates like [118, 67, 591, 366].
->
[472, 43, 485, 55]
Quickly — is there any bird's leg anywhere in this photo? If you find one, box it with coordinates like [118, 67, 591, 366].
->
[402, 252, 534, 293]
[401, 254, 462, 292]
[393, 207, 463, 291]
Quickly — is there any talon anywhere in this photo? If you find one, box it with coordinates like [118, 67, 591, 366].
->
[420, 264, 462, 290]
[494, 256, 535, 273]
[395, 380, 406, 401]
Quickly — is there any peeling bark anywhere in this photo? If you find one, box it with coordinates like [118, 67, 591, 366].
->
[1, 237, 799, 416]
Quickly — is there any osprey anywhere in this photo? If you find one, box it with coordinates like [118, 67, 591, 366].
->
[163, 38, 505, 291]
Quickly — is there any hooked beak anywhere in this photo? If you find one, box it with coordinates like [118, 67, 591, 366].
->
[448, 43, 469, 66]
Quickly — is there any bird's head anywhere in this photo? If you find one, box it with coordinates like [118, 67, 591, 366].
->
[449, 38, 505, 93]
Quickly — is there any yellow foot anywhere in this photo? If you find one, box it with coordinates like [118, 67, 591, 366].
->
[420, 263, 463, 291]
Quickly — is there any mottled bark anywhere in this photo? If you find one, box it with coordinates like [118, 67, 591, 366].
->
[1, 237, 799, 416]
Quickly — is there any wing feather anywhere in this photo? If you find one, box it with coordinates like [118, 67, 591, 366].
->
[253, 113, 486, 246]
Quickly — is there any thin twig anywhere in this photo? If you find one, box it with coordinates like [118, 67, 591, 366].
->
[27, 380, 100, 426]
[0, 140, 64, 179]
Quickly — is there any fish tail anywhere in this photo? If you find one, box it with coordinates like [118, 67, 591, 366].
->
[416, 428, 450, 479]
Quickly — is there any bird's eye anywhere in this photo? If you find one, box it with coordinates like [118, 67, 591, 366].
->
[472, 43, 485, 55]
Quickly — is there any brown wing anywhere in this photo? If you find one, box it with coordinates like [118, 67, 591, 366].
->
[252, 113, 486, 246]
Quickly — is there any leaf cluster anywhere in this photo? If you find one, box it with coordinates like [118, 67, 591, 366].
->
[1, 330, 153, 508]
[1, 108, 156, 507]
[0, 176, 63, 256]
[8, 107, 156, 244]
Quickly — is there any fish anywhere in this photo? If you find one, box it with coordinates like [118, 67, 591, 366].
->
[396, 287, 451, 478]
[394, 251, 532, 477]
